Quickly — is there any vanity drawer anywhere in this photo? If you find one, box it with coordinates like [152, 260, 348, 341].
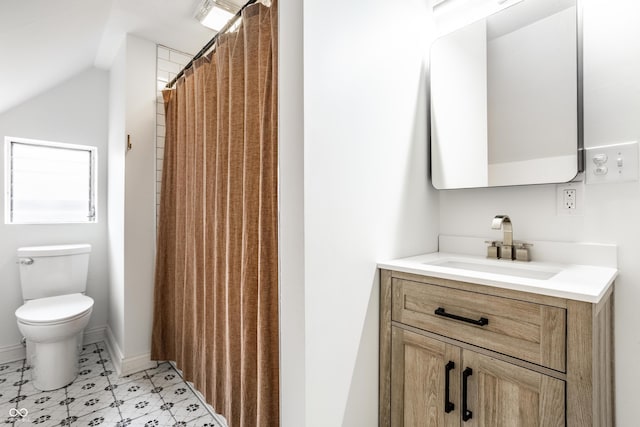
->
[392, 279, 566, 371]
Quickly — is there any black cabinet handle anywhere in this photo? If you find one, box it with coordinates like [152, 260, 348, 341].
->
[434, 307, 489, 327]
[444, 361, 455, 413]
[462, 367, 473, 422]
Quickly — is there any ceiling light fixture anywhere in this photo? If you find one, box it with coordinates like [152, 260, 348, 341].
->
[195, 0, 240, 31]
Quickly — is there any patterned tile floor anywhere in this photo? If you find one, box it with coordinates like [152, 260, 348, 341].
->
[0, 342, 223, 426]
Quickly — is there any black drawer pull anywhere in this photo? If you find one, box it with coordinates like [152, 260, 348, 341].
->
[444, 361, 455, 413]
[434, 307, 489, 326]
[462, 367, 473, 422]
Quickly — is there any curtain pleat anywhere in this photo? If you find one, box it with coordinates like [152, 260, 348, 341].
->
[151, 2, 279, 426]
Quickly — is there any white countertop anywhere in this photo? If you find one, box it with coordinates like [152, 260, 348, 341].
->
[378, 251, 618, 303]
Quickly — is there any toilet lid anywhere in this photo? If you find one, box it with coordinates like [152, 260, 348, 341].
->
[15, 293, 94, 325]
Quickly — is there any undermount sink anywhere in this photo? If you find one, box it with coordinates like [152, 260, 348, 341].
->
[423, 257, 560, 280]
[378, 237, 618, 303]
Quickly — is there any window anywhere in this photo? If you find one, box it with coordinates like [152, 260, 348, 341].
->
[4, 137, 97, 224]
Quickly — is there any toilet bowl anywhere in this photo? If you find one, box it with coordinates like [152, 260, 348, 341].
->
[16, 293, 94, 390]
[14, 244, 93, 391]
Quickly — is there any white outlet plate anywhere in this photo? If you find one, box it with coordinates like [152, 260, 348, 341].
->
[585, 141, 639, 184]
[557, 182, 583, 215]
[563, 188, 576, 210]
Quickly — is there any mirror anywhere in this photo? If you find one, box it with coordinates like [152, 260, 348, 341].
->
[430, 0, 583, 189]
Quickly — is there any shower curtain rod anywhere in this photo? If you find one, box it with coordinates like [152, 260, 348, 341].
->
[166, 0, 259, 89]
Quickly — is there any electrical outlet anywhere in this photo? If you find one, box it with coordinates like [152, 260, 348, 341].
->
[563, 189, 576, 210]
[557, 183, 583, 215]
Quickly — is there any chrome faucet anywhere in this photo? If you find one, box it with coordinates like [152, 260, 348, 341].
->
[491, 215, 513, 260]
[488, 215, 532, 261]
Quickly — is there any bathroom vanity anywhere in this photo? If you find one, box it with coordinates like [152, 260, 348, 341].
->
[378, 242, 617, 426]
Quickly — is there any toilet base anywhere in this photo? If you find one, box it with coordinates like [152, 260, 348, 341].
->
[28, 334, 81, 391]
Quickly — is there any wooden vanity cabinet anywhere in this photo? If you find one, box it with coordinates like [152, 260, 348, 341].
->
[391, 328, 565, 426]
[380, 269, 614, 427]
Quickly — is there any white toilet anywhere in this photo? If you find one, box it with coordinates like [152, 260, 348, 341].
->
[14, 244, 94, 391]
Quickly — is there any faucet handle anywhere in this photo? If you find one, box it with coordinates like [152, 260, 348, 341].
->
[513, 242, 533, 262]
[485, 240, 501, 259]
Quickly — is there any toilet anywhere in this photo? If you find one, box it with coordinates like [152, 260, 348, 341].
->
[14, 244, 94, 391]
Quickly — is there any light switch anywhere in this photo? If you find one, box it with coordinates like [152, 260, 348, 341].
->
[585, 141, 639, 184]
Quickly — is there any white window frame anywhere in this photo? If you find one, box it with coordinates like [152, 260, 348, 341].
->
[4, 136, 98, 224]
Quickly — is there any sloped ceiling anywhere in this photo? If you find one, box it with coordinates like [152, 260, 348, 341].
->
[0, 0, 244, 114]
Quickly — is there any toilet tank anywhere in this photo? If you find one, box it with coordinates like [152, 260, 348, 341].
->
[17, 244, 91, 300]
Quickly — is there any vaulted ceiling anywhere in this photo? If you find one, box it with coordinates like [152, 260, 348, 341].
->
[0, 0, 244, 114]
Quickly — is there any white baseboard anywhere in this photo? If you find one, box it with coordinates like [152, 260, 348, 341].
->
[0, 343, 25, 364]
[0, 325, 108, 364]
[104, 325, 124, 375]
[104, 325, 155, 376]
[0, 324, 153, 378]
[84, 326, 107, 345]
[120, 352, 156, 376]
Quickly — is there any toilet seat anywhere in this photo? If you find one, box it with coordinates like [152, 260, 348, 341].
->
[15, 293, 94, 326]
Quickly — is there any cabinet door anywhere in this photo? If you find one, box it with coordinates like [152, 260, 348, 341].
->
[462, 351, 565, 427]
[391, 327, 461, 427]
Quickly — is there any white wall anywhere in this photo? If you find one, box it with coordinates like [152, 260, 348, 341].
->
[439, 0, 640, 424]
[107, 34, 157, 368]
[301, 0, 440, 425]
[0, 68, 109, 357]
[123, 35, 156, 359]
[278, 0, 306, 425]
[108, 37, 127, 357]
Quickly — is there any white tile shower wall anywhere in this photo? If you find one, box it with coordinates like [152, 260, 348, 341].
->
[156, 46, 192, 223]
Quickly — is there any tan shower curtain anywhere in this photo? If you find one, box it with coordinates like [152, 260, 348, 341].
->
[151, 2, 278, 426]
